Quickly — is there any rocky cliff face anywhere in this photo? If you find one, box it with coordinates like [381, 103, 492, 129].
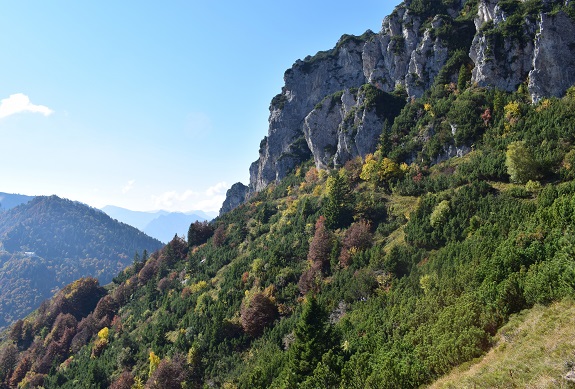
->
[219, 182, 249, 216]
[529, 12, 575, 102]
[470, 0, 575, 102]
[221, 0, 575, 214]
[248, 34, 370, 192]
[248, 2, 464, 194]
[303, 86, 405, 169]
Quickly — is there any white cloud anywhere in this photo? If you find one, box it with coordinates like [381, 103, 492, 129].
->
[0, 93, 54, 119]
[205, 181, 228, 196]
[192, 195, 227, 213]
[122, 180, 136, 194]
[152, 189, 199, 210]
[152, 182, 228, 213]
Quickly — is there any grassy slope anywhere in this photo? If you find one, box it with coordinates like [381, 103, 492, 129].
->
[429, 299, 575, 389]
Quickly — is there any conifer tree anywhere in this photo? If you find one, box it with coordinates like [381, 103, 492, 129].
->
[324, 171, 353, 230]
[285, 296, 335, 386]
[458, 64, 471, 92]
[378, 119, 391, 158]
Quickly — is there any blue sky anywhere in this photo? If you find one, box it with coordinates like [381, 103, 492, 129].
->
[0, 1, 394, 213]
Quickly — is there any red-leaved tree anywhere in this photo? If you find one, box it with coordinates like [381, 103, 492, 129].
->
[307, 216, 333, 273]
[240, 292, 278, 337]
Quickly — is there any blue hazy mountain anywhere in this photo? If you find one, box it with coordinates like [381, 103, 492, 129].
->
[101, 205, 216, 243]
[0, 192, 34, 211]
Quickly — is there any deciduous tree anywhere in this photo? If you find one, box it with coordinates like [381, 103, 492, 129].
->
[505, 141, 540, 184]
[240, 292, 278, 337]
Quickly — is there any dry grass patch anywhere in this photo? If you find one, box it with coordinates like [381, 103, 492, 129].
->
[388, 194, 420, 220]
[429, 299, 575, 389]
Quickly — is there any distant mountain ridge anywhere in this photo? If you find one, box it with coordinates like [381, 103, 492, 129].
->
[0, 195, 163, 328]
[101, 205, 216, 242]
[0, 192, 34, 211]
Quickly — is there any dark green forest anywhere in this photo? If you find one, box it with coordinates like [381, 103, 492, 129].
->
[0, 196, 163, 329]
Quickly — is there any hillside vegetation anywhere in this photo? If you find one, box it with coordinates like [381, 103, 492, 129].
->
[1, 80, 575, 388]
[4, 0, 575, 386]
[429, 299, 575, 388]
[0, 196, 163, 329]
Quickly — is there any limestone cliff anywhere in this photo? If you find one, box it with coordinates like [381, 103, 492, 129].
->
[303, 86, 405, 170]
[219, 183, 249, 216]
[248, 33, 370, 192]
[248, 1, 466, 194]
[470, 0, 575, 102]
[221, 0, 575, 214]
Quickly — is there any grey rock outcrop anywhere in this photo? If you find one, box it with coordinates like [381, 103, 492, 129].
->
[220, 0, 575, 214]
[249, 34, 370, 192]
[303, 87, 401, 170]
[470, 1, 575, 102]
[470, 1, 536, 93]
[249, 3, 464, 194]
[363, 11, 451, 97]
[219, 183, 249, 216]
[529, 12, 575, 102]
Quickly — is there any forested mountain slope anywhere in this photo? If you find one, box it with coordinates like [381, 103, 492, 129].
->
[3, 0, 575, 388]
[3, 81, 575, 389]
[0, 196, 163, 329]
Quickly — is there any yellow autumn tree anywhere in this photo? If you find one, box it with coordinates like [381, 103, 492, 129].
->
[360, 154, 402, 188]
[378, 157, 402, 182]
[97, 327, 109, 341]
[149, 351, 160, 377]
[504, 101, 521, 132]
[360, 153, 378, 183]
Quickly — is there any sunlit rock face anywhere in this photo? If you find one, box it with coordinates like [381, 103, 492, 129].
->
[221, 0, 575, 214]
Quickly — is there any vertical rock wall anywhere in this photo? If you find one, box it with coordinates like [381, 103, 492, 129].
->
[221, 0, 575, 214]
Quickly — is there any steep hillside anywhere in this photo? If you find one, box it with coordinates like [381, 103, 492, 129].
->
[0, 196, 163, 329]
[3, 86, 575, 387]
[429, 299, 575, 388]
[2, 0, 575, 388]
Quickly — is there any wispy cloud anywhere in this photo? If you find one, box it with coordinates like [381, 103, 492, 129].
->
[152, 190, 199, 210]
[122, 180, 136, 194]
[206, 182, 228, 196]
[152, 182, 228, 212]
[0, 93, 54, 119]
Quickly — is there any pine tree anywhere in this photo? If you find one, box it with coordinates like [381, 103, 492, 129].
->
[458, 64, 471, 92]
[324, 171, 353, 230]
[378, 119, 391, 158]
[285, 296, 335, 386]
